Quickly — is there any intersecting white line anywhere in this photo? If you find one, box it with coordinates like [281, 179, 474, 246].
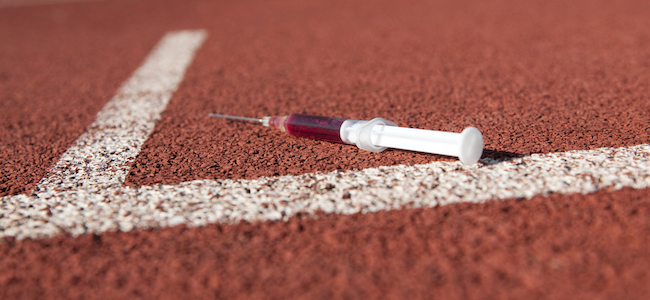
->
[34, 30, 206, 193]
[1, 144, 649, 240]
[1, 29, 649, 241]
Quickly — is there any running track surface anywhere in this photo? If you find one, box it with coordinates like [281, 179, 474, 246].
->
[1, 0, 650, 298]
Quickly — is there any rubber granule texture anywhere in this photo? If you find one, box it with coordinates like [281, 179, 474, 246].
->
[2, 0, 649, 195]
[1, 187, 649, 299]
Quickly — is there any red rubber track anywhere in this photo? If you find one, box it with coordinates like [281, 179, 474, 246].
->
[1, 0, 649, 194]
[2, 188, 650, 299]
[1, 0, 650, 298]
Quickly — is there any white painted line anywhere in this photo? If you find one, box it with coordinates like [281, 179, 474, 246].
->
[34, 30, 206, 193]
[2, 144, 649, 240]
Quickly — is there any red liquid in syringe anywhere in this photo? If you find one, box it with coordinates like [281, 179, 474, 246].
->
[266, 114, 346, 143]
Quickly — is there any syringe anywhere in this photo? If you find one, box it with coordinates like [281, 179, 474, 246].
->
[209, 113, 484, 165]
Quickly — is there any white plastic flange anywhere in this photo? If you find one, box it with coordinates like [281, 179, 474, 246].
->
[356, 118, 398, 152]
[340, 118, 399, 153]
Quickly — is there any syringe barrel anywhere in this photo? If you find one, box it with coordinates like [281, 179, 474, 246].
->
[267, 114, 346, 143]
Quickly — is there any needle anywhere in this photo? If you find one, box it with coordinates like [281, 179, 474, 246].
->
[209, 113, 263, 123]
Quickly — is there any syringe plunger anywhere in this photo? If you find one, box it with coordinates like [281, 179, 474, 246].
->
[338, 117, 483, 165]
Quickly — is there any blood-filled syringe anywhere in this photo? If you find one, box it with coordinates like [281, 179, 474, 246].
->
[209, 113, 484, 165]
